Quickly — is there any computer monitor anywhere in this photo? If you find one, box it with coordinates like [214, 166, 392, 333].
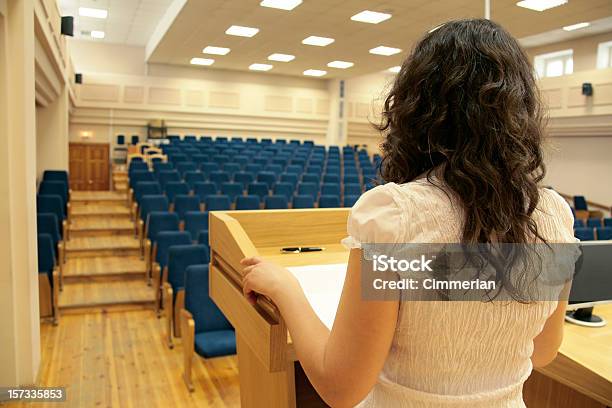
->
[566, 241, 612, 327]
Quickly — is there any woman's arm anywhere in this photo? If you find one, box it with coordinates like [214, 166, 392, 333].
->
[531, 281, 571, 368]
[242, 249, 399, 407]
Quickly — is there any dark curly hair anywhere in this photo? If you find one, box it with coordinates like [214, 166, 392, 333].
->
[378, 19, 547, 246]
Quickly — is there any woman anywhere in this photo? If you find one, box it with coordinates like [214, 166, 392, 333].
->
[241, 19, 575, 407]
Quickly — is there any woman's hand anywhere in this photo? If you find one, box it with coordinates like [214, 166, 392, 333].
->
[241, 256, 302, 306]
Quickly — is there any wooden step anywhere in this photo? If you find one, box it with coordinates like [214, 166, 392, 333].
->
[65, 236, 141, 258]
[70, 204, 131, 220]
[71, 190, 127, 204]
[69, 218, 135, 237]
[63, 256, 146, 280]
[59, 279, 155, 313]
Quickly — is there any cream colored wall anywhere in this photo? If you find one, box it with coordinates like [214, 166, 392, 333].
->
[69, 39, 146, 76]
[35, 87, 69, 180]
[0, 0, 41, 387]
[526, 31, 612, 72]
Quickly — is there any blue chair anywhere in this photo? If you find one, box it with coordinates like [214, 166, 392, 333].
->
[184, 171, 206, 190]
[37, 195, 66, 238]
[176, 162, 198, 176]
[152, 231, 193, 316]
[182, 264, 236, 390]
[298, 182, 318, 199]
[234, 172, 255, 188]
[273, 182, 294, 200]
[236, 195, 260, 210]
[197, 230, 209, 245]
[280, 173, 299, 187]
[248, 182, 269, 199]
[221, 182, 244, 202]
[193, 182, 218, 202]
[38, 181, 68, 210]
[209, 171, 230, 190]
[37, 213, 61, 251]
[344, 183, 362, 196]
[131, 135, 139, 145]
[43, 170, 69, 186]
[343, 195, 359, 207]
[184, 211, 209, 242]
[245, 164, 263, 174]
[37, 233, 59, 323]
[164, 244, 210, 347]
[573, 219, 585, 229]
[153, 162, 174, 174]
[321, 183, 341, 197]
[323, 174, 340, 184]
[134, 181, 162, 205]
[129, 161, 149, 173]
[257, 171, 277, 189]
[144, 211, 180, 273]
[264, 195, 288, 209]
[165, 181, 190, 203]
[605, 218, 612, 227]
[174, 195, 201, 221]
[223, 163, 241, 177]
[129, 170, 155, 189]
[574, 227, 594, 241]
[344, 175, 360, 185]
[285, 165, 302, 175]
[302, 174, 320, 185]
[573, 196, 588, 211]
[265, 164, 283, 174]
[158, 170, 181, 190]
[139, 195, 169, 242]
[596, 227, 612, 240]
[319, 195, 341, 208]
[292, 195, 314, 209]
[587, 218, 602, 228]
[205, 195, 231, 211]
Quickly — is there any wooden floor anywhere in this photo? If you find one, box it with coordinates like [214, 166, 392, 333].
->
[12, 311, 240, 407]
[13, 188, 240, 407]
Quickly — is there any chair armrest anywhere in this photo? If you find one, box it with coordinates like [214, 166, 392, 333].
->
[128, 188, 134, 208]
[181, 309, 195, 392]
[163, 282, 174, 348]
[131, 202, 138, 221]
[52, 268, 60, 325]
[57, 242, 65, 290]
[144, 239, 151, 276]
[66, 202, 72, 223]
[137, 219, 144, 250]
[153, 263, 162, 316]
[62, 220, 69, 241]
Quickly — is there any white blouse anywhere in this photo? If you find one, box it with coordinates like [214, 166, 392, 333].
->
[344, 178, 576, 408]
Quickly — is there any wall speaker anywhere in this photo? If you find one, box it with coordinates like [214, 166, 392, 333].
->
[61, 16, 74, 36]
[75, 73, 82, 84]
[582, 83, 593, 96]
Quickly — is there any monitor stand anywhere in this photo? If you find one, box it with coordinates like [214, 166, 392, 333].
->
[565, 307, 606, 327]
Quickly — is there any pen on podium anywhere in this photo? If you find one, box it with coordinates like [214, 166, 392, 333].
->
[281, 247, 325, 253]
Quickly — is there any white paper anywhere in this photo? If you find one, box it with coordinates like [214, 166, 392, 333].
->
[287, 263, 347, 330]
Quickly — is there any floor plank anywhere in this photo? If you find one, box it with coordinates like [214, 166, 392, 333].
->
[59, 279, 155, 310]
[12, 311, 240, 407]
[63, 256, 146, 278]
[65, 236, 140, 251]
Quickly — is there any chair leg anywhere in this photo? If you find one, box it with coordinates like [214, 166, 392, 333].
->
[181, 309, 195, 392]
[52, 269, 60, 326]
[153, 265, 162, 318]
[163, 283, 174, 349]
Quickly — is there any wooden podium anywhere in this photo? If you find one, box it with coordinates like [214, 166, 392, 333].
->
[209, 209, 612, 408]
[209, 209, 350, 408]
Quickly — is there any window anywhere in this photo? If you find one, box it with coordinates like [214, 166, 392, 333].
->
[596, 41, 612, 69]
[534, 49, 573, 78]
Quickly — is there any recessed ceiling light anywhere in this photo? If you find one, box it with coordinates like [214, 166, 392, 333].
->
[226, 25, 259, 37]
[350, 10, 391, 24]
[327, 60, 354, 69]
[303, 69, 327, 77]
[563, 22, 590, 31]
[369, 46, 401, 56]
[90, 30, 105, 39]
[78, 7, 108, 19]
[260, 0, 302, 10]
[203, 46, 230, 55]
[268, 53, 295, 62]
[302, 36, 335, 47]
[249, 63, 273, 71]
[516, 0, 567, 12]
[190, 57, 215, 66]
[388, 66, 401, 73]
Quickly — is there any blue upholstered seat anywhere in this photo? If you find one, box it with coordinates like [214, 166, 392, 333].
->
[573, 196, 588, 211]
[184, 211, 209, 241]
[197, 230, 209, 245]
[319, 195, 341, 208]
[165, 181, 190, 203]
[37, 233, 56, 282]
[42, 170, 69, 185]
[193, 182, 218, 202]
[247, 182, 269, 199]
[129, 170, 155, 189]
[257, 171, 277, 189]
[155, 231, 192, 269]
[185, 265, 236, 358]
[298, 182, 318, 199]
[574, 227, 594, 241]
[605, 218, 612, 227]
[344, 183, 362, 196]
[134, 181, 162, 204]
[264, 195, 288, 209]
[167, 245, 210, 295]
[596, 227, 612, 240]
[157, 170, 181, 190]
[273, 182, 294, 200]
[292, 195, 314, 209]
[38, 181, 68, 209]
[129, 161, 149, 173]
[234, 172, 255, 188]
[173, 195, 201, 220]
[176, 162, 197, 176]
[221, 182, 244, 202]
[37, 195, 66, 224]
[586, 218, 602, 228]
[139, 195, 169, 222]
[146, 212, 180, 241]
[236, 195, 260, 210]
[184, 171, 206, 190]
[153, 162, 174, 174]
[573, 219, 585, 228]
[321, 183, 340, 197]
[205, 195, 231, 211]
[343, 195, 360, 207]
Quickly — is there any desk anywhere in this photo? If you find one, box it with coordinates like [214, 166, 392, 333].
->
[209, 209, 612, 407]
[524, 304, 612, 407]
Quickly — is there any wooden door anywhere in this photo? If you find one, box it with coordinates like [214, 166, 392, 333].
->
[69, 143, 110, 191]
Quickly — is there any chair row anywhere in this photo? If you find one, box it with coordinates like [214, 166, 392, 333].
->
[574, 227, 612, 241]
[573, 218, 612, 228]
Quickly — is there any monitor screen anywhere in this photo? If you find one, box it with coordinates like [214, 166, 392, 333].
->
[567, 242, 612, 310]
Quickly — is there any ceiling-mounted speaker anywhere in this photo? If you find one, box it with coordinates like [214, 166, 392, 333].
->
[582, 83, 593, 96]
[61, 16, 74, 36]
[75, 73, 82, 84]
